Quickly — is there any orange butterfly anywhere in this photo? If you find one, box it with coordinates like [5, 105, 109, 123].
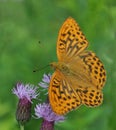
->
[49, 17, 106, 115]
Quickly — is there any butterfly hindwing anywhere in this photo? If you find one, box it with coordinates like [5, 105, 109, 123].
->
[76, 86, 103, 107]
[78, 51, 106, 90]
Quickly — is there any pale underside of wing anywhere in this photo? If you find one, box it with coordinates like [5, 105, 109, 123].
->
[49, 71, 81, 115]
[57, 17, 88, 61]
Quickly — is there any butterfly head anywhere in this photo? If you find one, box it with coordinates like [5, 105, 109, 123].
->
[50, 62, 70, 75]
[50, 62, 57, 69]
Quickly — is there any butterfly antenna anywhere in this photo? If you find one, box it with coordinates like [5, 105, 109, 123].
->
[33, 64, 49, 72]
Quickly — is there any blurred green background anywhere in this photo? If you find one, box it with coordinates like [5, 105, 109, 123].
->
[0, 0, 115, 130]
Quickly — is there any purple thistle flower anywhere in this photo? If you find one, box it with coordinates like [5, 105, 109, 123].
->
[12, 82, 39, 125]
[35, 103, 65, 130]
[39, 73, 51, 89]
[35, 103, 65, 122]
[12, 82, 38, 102]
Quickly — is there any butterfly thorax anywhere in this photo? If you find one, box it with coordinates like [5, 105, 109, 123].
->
[50, 62, 70, 75]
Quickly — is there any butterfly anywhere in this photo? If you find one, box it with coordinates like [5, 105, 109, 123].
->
[49, 17, 106, 115]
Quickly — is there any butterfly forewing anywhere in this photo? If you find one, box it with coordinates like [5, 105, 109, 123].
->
[57, 17, 88, 61]
[49, 71, 81, 115]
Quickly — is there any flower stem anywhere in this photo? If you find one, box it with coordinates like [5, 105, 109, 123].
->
[20, 125, 24, 130]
